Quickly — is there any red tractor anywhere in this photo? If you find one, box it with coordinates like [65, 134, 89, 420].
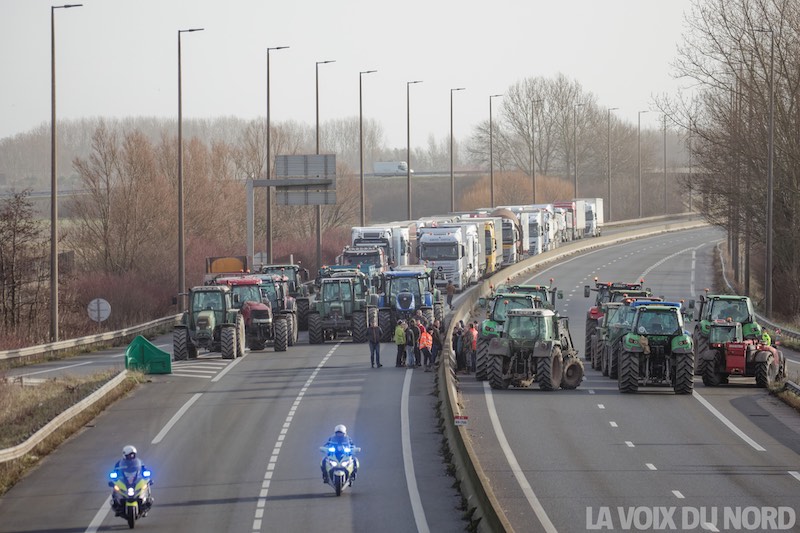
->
[701, 319, 785, 387]
[583, 278, 651, 361]
[214, 276, 287, 351]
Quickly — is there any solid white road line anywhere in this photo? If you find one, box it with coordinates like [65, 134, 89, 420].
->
[84, 495, 112, 533]
[151, 393, 203, 444]
[692, 391, 765, 451]
[484, 382, 558, 533]
[789, 471, 800, 483]
[17, 361, 92, 377]
[402, 369, 430, 533]
[211, 356, 244, 382]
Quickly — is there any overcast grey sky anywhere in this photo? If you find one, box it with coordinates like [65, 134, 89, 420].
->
[1, 0, 696, 148]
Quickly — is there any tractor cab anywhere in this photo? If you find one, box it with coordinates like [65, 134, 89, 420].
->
[708, 319, 743, 348]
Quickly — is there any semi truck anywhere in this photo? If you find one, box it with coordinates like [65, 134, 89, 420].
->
[351, 225, 412, 266]
[417, 222, 480, 290]
[576, 197, 604, 237]
[553, 200, 587, 241]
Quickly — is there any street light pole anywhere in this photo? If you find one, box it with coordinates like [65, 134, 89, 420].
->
[531, 99, 542, 203]
[407, 80, 422, 220]
[663, 114, 668, 215]
[315, 60, 335, 270]
[50, 3, 82, 342]
[573, 103, 584, 197]
[265, 45, 289, 264]
[637, 110, 649, 218]
[450, 87, 465, 213]
[489, 94, 502, 208]
[607, 107, 618, 221]
[176, 27, 203, 314]
[755, 28, 774, 318]
[359, 69, 377, 226]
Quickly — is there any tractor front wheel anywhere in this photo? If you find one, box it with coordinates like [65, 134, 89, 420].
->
[220, 326, 236, 360]
[173, 329, 189, 361]
[274, 319, 288, 352]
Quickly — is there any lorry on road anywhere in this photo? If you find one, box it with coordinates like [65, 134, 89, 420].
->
[553, 200, 587, 241]
[576, 197, 604, 237]
[351, 225, 412, 266]
[450, 213, 502, 276]
[418, 223, 479, 290]
[373, 161, 411, 176]
[490, 208, 523, 265]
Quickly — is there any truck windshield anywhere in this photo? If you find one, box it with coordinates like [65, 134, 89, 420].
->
[420, 243, 458, 261]
[344, 251, 382, 267]
[502, 224, 514, 244]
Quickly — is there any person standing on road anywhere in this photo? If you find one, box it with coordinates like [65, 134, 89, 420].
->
[453, 320, 466, 373]
[467, 322, 478, 373]
[405, 319, 419, 368]
[446, 280, 456, 310]
[420, 326, 433, 372]
[367, 320, 383, 368]
[430, 319, 443, 369]
[394, 320, 407, 367]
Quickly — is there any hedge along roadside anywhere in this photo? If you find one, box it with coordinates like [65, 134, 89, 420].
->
[0, 371, 129, 463]
[438, 219, 709, 533]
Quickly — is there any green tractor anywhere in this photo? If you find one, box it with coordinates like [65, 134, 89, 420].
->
[492, 279, 563, 309]
[584, 279, 651, 361]
[486, 308, 584, 391]
[691, 293, 761, 376]
[617, 302, 695, 394]
[307, 271, 376, 344]
[475, 293, 547, 381]
[259, 264, 311, 330]
[173, 285, 245, 360]
[593, 296, 663, 375]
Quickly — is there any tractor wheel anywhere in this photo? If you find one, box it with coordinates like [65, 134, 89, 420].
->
[475, 338, 490, 381]
[352, 312, 368, 343]
[755, 353, 778, 388]
[608, 344, 619, 379]
[600, 344, 609, 377]
[693, 328, 708, 375]
[538, 347, 563, 391]
[173, 329, 189, 361]
[590, 334, 599, 370]
[274, 319, 288, 352]
[702, 354, 723, 387]
[221, 326, 236, 360]
[296, 299, 310, 331]
[423, 308, 434, 327]
[434, 302, 444, 324]
[378, 309, 392, 342]
[673, 352, 695, 394]
[308, 313, 324, 344]
[561, 357, 584, 390]
[584, 318, 596, 361]
[488, 355, 509, 390]
[236, 314, 246, 357]
[618, 350, 639, 393]
[286, 314, 296, 347]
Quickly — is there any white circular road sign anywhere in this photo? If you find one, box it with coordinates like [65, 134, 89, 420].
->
[87, 298, 111, 323]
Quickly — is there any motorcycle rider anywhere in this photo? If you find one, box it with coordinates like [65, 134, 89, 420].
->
[110, 445, 153, 517]
[320, 425, 359, 484]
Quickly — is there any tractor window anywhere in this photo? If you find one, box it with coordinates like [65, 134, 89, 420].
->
[231, 286, 261, 309]
[340, 281, 353, 301]
[636, 311, 680, 335]
[507, 316, 543, 339]
[709, 325, 740, 344]
[493, 298, 530, 322]
[193, 292, 222, 312]
[323, 282, 340, 302]
[711, 300, 748, 323]
[261, 284, 277, 306]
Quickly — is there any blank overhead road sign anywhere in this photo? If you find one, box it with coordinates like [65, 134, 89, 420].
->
[273, 154, 337, 205]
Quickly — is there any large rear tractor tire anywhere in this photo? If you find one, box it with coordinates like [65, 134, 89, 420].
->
[590, 334, 599, 370]
[286, 314, 296, 347]
[608, 344, 619, 379]
[702, 354, 723, 387]
[378, 309, 392, 342]
[352, 312, 368, 343]
[584, 317, 596, 361]
[296, 299, 310, 331]
[538, 348, 563, 391]
[488, 355, 510, 390]
[673, 352, 695, 394]
[434, 302, 444, 324]
[475, 338, 490, 381]
[694, 328, 708, 375]
[308, 313, 324, 344]
[755, 353, 778, 388]
[221, 326, 236, 360]
[600, 344, 609, 377]
[274, 319, 288, 352]
[173, 328, 189, 361]
[561, 357, 584, 389]
[423, 308, 434, 326]
[618, 350, 639, 393]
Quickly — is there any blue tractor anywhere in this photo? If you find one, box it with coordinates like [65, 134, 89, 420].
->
[376, 266, 444, 341]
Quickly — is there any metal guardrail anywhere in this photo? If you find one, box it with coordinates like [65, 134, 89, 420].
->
[0, 371, 128, 463]
[0, 314, 181, 362]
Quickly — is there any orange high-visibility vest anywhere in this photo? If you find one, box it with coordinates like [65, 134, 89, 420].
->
[419, 330, 433, 350]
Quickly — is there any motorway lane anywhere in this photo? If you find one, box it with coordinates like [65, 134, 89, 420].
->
[0, 337, 466, 532]
[458, 227, 800, 532]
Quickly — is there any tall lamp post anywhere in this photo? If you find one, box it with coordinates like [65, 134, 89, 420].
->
[573, 102, 585, 197]
[530, 98, 543, 203]
[265, 45, 289, 264]
[663, 114, 668, 215]
[450, 87, 465, 213]
[637, 110, 649, 218]
[489, 94, 502, 207]
[315, 60, 335, 269]
[359, 69, 377, 226]
[406, 80, 422, 220]
[176, 27, 204, 314]
[755, 28, 774, 318]
[50, 3, 82, 342]
[607, 107, 618, 221]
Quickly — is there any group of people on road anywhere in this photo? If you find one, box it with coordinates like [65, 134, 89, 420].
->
[366, 310, 443, 372]
[452, 320, 478, 374]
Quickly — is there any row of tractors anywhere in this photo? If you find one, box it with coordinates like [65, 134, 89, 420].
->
[173, 257, 449, 358]
[583, 279, 786, 393]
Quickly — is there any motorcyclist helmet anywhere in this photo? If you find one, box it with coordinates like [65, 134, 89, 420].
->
[122, 445, 137, 460]
[334, 424, 347, 436]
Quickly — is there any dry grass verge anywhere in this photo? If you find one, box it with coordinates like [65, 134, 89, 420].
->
[0, 370, 146, 496]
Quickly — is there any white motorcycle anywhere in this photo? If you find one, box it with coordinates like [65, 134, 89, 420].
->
[320, 444, 360, 496]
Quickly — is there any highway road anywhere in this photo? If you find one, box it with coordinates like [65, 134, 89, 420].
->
[458, 227, 800, 532]
[1, 224, 799, 532]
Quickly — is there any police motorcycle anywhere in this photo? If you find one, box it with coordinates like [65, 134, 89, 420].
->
[108, 446, 153, 529]
[320, 443, 361, 496]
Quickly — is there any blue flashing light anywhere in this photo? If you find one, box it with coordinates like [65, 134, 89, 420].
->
[142, 470, 151, 478]
[328, 446, 336, 453]
[109, 472, 118, 479]
[343, 447, 351, 454]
